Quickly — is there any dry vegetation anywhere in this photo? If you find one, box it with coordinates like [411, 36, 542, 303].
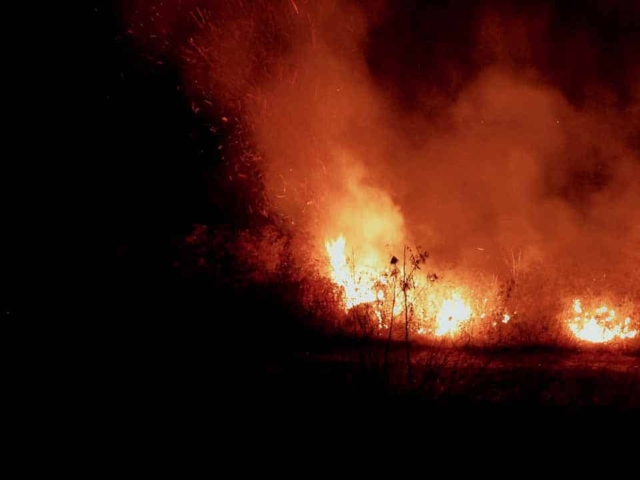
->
[178, 221, 639, 409]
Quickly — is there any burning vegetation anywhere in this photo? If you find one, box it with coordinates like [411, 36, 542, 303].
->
[323, 233, 638, 346]
[568, 299, 637, 344]
[126, 0, 640, 352]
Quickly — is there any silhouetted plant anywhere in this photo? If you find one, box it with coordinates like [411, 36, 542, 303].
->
[400, 245, 429, 383]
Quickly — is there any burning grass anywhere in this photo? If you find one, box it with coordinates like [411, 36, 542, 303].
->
[183, 222, 639, 353]
[176, 219, 640, 412]
[567, 299, 638, 344]
[321, 234, 639, 349]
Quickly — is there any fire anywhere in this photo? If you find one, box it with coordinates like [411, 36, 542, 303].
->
[434, 293, 473, 336]
[325, 235, 511, 339]
[568, 299, 638, 343]
[325, 235, 385, 309]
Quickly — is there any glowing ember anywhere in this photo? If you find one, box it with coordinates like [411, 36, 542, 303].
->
[434, 293, 473, 337]
[568, 299, 638, 343]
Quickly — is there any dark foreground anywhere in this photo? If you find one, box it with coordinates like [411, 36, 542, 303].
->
[136, 330, 640, 422]
[262, 343, 640, 409]
[97, 286, 640, 456]
[246, 342, 640, 442]
[107, 280, 640, 437]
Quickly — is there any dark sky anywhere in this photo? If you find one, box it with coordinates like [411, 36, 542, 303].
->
[365, 0, 640, 108]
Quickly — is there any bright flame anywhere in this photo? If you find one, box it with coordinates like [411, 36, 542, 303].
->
[434, 293, 473, 336]
[568, 299, 638, 343]
[325, 235, 383, 309]
[326, 236, 638, 346]
[325, 235, 511, 338]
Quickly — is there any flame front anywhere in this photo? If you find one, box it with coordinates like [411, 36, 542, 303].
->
[325, 235, 384, 309]
[434, 293, 473, 336]
[325, 237, 639, 346]
[568, 299, 638, 343]
[325, 235, 479, 336]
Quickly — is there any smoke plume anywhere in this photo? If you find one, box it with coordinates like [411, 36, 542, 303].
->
[126, 0, 640, 301]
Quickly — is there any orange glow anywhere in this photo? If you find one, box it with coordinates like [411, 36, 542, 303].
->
[324, 235, 489, 337]
[434, 293, 473, 336]
[325, 235, 385, 309]
[568, 299, 638, 343]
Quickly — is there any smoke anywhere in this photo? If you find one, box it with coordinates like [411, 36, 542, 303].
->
[126, 0, 640, 297]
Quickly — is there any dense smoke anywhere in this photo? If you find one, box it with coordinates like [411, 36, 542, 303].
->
[125, 0, 640, 301]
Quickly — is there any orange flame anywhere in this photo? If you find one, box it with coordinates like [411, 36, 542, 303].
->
[325, 235, 484, 337]
[434, 293, 473, 336]
[568, 299, 638, 343]
[325, 235, 385, 309]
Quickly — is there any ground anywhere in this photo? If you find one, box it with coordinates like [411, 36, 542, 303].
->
[259, 341, 640, 411]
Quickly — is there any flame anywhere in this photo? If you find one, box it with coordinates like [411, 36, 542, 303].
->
[325, 235, 515, 339]
[325, 235, 385, 309]
[568, 299, 638, 343]
[434, 293, 473, 336]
